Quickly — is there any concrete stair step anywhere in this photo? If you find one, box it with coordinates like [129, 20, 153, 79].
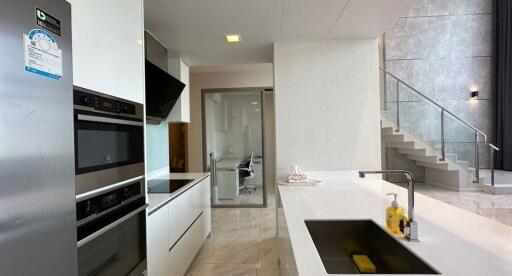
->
[416, 161, 455, 171]
[382, 134, 407, 142]
[397, 148, 428, 156]
[406, 154, 441, 163]
[381, 127, 396, 135]
[385, 141, 417, 149]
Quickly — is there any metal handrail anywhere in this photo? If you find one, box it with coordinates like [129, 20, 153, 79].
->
[381, 67, 499, 186]
[380, 67, 498, 150]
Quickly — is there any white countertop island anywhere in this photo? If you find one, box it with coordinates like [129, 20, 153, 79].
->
[278, 171, 512, 276]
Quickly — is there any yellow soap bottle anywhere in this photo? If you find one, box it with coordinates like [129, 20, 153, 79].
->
[385, 193, 407, 236]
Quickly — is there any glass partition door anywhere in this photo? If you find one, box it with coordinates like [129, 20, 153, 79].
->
[202, 89, 266, 207]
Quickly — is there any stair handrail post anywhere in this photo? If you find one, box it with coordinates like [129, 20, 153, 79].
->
[474, 131, 480, 184]
[490, 146, 495, 187]
[440, 109, 445, 161]
[396, 80, 400, 132]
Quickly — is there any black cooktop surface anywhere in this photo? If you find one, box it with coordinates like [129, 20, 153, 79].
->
[147, 179, 195, 193]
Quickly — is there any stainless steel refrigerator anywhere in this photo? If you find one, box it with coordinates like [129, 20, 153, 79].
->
[0, 0, 77, 275]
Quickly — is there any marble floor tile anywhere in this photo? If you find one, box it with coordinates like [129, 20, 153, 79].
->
[190, 189, 278, 275]
[258, 227, 277, 249]
[198, 264, 257, 276]
[256, 263, 279, 276]
[205, 238, 259, 264]
[416, 184, 512, 227]
[261, 209, 277, 228]
[185, 240, 211, 276]
[217, 223, 261, 239]
[257, 247, 278, 267]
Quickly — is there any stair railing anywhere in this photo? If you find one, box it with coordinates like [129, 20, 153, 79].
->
[380, 67, 499, 186]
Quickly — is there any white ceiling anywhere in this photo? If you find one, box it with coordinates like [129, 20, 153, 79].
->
[144, 0, 414, 66]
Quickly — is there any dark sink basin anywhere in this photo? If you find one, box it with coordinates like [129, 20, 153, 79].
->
[305, 220, 439, 274]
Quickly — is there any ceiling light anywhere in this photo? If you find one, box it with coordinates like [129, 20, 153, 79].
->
[225, 34, 241, 43]
[251, 101, 258, 105]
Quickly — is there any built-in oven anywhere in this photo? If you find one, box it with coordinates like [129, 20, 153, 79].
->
[76, 179, 147, 276]
[73, 86, 144, 195]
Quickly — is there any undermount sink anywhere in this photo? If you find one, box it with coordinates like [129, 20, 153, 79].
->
[305, 220, 439, 274]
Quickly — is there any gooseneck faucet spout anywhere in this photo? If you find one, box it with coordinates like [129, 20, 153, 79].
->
[358, 170, 419, 242]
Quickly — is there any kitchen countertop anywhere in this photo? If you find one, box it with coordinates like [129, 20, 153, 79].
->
[147, 172, 209, 215]
[278, 171, 512, 276]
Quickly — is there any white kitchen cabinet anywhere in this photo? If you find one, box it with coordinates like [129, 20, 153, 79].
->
[167, 58, 190, 122]
[168, 184, 201, 249]
[169, 211, 206, 276]
[68, 0, 145, 103]
[147, 206, 169, 276]
[147, 176, 211, 276]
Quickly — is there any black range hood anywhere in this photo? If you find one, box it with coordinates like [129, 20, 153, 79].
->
[145, 60, 186, 123]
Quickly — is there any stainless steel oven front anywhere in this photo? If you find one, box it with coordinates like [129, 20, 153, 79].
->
[76, 179, 147, 276]
[73, 86, 144, 195]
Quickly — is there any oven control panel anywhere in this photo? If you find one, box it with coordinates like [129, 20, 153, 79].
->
[73, 89, 136, 115]
[76, 181, 143, 222]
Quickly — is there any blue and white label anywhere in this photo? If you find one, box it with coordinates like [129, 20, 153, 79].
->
[24, 29, 62, 80]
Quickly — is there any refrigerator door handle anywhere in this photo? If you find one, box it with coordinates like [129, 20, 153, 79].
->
[77, 114, 144, 126]
[77, 204, 147, 248]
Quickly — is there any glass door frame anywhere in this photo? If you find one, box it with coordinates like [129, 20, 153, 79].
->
[201, 87, 272, 208]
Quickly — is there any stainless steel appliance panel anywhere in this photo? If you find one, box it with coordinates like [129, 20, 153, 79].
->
[0, 0, 77, 275]
[73, 88, 144, 195]
[76, 180, 146, 275]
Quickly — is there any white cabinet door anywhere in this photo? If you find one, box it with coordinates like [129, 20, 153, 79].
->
[68, 0, 144, 103]
[169, 212, 206, 276]
[168, 184, 201, 248]
[147, 206, 170, 276]
[196, 176, 211, 240]
[200, 176, 211, 211]
[167, 58, 190, 122]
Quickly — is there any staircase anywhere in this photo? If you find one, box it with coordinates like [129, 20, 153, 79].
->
[381, 118, 479, 191]
[380, 68, 499, 191]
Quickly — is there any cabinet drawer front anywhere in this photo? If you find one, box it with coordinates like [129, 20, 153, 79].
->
[168, 183, 202, 247]
[169, 212, 206, 276]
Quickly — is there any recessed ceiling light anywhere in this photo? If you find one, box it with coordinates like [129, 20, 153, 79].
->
[225, 34, 241, 43]
[251, 101, 258, 105]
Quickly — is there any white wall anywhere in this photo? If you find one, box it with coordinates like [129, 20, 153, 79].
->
[69, 0, 145, 103]
[273, 40, 381, 180]
[188, 69, 273, 174]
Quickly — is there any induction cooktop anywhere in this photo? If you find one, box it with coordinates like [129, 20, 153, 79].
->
[147, 179, 195, 194]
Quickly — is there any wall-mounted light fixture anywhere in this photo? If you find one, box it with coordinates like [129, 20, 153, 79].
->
[470, 90, 479, 98]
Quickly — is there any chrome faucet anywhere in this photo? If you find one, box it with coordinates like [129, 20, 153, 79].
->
[358, 170, 419, 242]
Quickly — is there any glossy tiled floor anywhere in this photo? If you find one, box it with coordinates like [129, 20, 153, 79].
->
[416, 184, 512, 227]
[213, 187, 264, 206]
[185, 189, 278, 276]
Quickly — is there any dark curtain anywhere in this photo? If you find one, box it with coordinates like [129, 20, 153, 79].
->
[494, 0, 512, 170]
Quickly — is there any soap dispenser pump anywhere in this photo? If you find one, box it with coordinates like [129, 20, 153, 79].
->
[385, 193, 407, 235]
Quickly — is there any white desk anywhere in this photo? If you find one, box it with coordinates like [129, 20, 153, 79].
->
[215, 158, 244, 200]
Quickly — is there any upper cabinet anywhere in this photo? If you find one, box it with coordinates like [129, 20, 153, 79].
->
[145, 31, 190, 123]
[68, 0, 144, 104]
[167, 58, 190, 123]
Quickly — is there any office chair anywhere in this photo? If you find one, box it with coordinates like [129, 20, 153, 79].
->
[239, 152, 256, 193]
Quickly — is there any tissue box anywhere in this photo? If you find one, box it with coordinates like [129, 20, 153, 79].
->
[288, 173, 307, 183]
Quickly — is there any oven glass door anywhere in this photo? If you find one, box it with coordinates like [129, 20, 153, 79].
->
[74, 112, 144, 175]
[77, 202, 146, 276]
